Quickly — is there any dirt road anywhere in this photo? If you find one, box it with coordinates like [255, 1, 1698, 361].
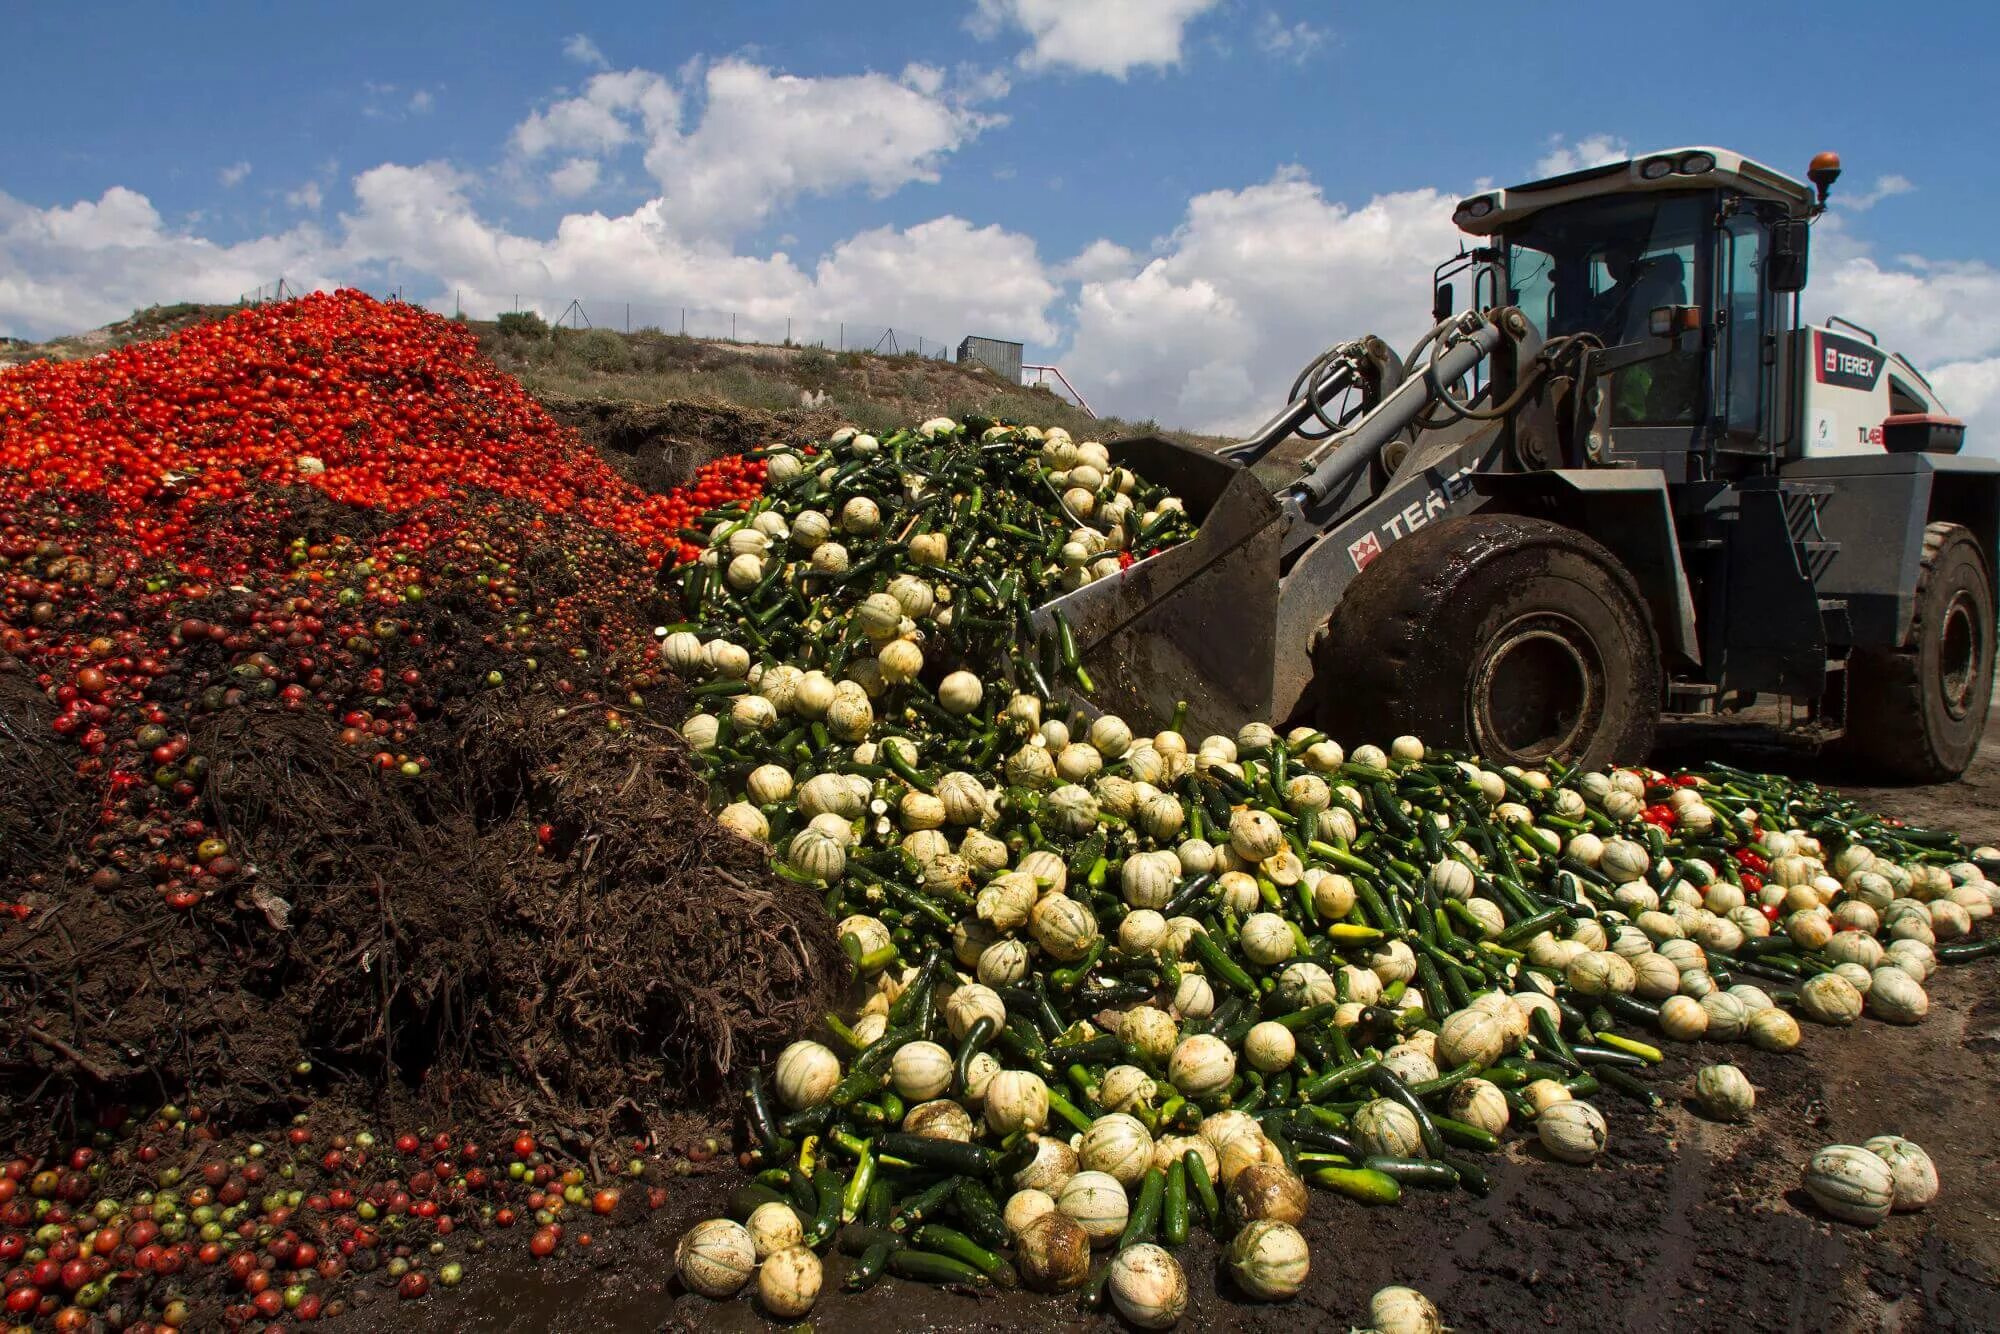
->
[415, 730, 2000, 1334]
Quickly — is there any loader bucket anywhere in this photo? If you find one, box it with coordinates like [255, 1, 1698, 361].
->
[1028, 435, 1284, 737]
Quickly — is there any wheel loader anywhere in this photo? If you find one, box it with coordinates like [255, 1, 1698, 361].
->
[1034, 147, 1998, 780]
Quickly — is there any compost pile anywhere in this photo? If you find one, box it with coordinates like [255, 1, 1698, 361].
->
[661, 421, 2000, 1324]
[0, 291, 841, 1135]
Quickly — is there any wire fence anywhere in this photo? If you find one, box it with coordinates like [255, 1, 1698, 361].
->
[238, 279, 956, 361]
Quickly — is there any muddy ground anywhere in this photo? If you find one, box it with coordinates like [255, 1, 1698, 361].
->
[365, 721, 2000, 1334]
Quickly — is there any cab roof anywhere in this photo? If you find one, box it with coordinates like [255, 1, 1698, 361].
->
[1453, 147, 1815, 235]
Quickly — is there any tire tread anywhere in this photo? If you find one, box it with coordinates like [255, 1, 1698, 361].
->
[1839, 522, 1991, 782]
[1312, 514, 1659, 767]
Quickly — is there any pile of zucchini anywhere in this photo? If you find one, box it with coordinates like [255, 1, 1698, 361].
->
[664, 419, 2000, 1325]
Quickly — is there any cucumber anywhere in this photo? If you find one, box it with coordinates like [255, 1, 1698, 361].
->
[915, 1224, 1016, 1286]
[1117, 1167, 1165, 1250]
[802, 1167, 844, 1247]
[952, 1179, 1010, 1251]
[1184, 1150, 1221, 1230]
[890, 1176, 962, 1234]
[1162, 1159, 1190, 1247]
[744, 1069, 785, 1150]
[1362, 1155, 1460, 1188]
[845, 1242, 894, 1292]
[837, 1223, 903, 1256]
[876, 1134, 995, 1175]
[1306, 1165, 1402, 1205]
[1367, 1065, 1447, 1160]
[1430, 1115, 1501, 1154]
[888, 1249, 991, 1286]
[1440, 1152, 1492, 1197]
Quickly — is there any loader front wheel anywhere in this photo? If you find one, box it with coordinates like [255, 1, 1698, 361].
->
[1315, 514, 1660, 770]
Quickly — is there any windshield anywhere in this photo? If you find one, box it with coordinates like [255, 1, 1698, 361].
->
[1506, 191, 1708, 425]
[1506, 192, 1705, 346]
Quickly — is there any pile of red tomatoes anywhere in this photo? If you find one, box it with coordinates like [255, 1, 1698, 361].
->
[0, 292, 764, 914]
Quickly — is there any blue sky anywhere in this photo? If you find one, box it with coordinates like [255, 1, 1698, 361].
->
[4, 0, 1999, 436]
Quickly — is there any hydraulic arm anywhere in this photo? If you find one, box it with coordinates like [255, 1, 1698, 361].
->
[1220, 310, 1513, 559]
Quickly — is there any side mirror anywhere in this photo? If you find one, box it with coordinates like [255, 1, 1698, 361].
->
[1770, 219, 1810, 292]
[1433, 282, 1455, 323]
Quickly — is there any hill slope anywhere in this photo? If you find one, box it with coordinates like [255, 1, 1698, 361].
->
[2, 303, 1228, 456]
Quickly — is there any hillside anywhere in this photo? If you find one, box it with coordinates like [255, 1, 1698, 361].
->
[1, 301, 1229, 457]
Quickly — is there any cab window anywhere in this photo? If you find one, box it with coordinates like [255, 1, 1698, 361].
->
[1507, 192, 1708, 426]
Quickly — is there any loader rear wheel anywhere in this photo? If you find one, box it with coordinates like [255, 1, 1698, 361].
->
[1315, 514, 1660, 770]
[1837, 522, 1994, 782]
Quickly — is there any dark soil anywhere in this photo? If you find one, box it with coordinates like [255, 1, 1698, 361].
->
[538, 394, 838, 497]
[412, 723, 2000, 1333]
[0, 467, 845, 1151]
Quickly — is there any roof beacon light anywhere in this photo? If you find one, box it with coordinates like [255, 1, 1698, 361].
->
[1808, 151, 1842, 206]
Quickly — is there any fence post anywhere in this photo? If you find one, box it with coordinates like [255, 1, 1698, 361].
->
[839, 323, 844, 350]
[681, 308, 686, 335]
[731, 313, 737, 342]
[625, 303, 630, 333]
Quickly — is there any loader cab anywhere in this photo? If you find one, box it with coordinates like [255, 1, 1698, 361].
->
[1452, 147, 1817, 480]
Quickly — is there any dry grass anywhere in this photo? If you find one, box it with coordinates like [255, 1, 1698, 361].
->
[479, 323, 1226, 448]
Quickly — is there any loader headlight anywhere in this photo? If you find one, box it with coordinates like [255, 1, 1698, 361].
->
[1676, 151, 1717, 175]
[1459, 195, 1495, 219]
[1639, 156, 1675, 180]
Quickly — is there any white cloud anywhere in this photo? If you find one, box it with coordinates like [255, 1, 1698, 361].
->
[506, 60, 994, 239]
[564, 33, 609, 69]
[1534, 133, 1630, 178]
[1930, 360, 2000, 450]
[901, 62, 946, 97]
[547, 157, 602, 198]
[1835, 173, 1915, 212]
[811, 217, 1058, 343]
[0, 187, 332, 338]
[1807, 229, 2000, 450]
[409, 89, 434, 114]
[1051, 168, 2000, 445]
[511, 69, 679, 160]
[276, 160, 1048, 349]
[1057, 238, 1139, 283]
[955, 63, 1013, 103]
[1062, 167, 1462, 431]
[640, 60, 1000, 238]
[286, 181, 323, 211]
[1255, 13, 1331, 63]
[219, 161, 252, 188]
[972, 0, 1222, 78]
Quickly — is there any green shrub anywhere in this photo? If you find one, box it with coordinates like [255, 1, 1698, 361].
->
[565, 328, 634, 373]
[497, 310, 550, 339]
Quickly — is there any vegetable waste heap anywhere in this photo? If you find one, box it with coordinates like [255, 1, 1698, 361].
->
[670, 419, 2000, 1322]
[0, 291, 839, 1132]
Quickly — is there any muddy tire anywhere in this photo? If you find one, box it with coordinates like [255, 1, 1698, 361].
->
[1837, 522, 1994, 782]
[1315, 514, 1660, 770]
